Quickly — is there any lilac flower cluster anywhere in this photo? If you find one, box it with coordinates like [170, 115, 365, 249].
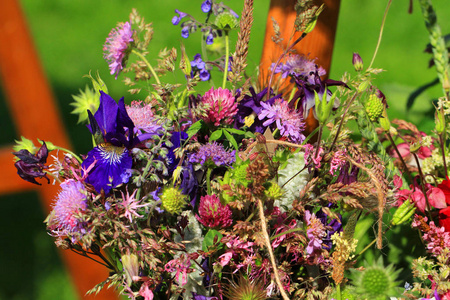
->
[189, 142, 236, 167]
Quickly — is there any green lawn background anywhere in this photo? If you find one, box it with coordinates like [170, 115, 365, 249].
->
[1, 0, 449, 299]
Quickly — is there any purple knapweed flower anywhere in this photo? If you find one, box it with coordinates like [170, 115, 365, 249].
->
[200, 87, 237, 126]
[82, 92, 137, 194]
[103, 21, 134, 79]
[172, 9, 187, 25]
[196, 194, 233, 228]
[258, 98, 306, 143]
[201, 0, 212, 13]
[13, 142, 50, 185]
[52, 179, 88, 242]
[189, 142, 236, 167]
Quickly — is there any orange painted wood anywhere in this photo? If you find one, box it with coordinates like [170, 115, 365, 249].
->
[0, 0, 119, 299]
[259, 0, 341, 135]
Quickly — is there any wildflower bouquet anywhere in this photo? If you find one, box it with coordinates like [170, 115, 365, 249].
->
[12, 0, 450, 299]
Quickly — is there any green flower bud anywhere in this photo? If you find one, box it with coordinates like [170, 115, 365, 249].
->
[314, 89, 337, 124]
[379, 107, 391, 131]
[160, 187, 188, 214]
[435, 106, 446, 134]
[391, 200, 416, 226]
[214, 12, 238, 31]
[352, 52, 364, 72]
[264, 181, 283, 200]
[365, 94, 384, 122]
[179, 43, 192, 77]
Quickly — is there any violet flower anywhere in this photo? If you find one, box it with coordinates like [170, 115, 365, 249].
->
[234, 87, 281, 133]
[191, 53, 210, 81]
[172, 9, 187, 25]
[201, 0, 212, 13]
[13, 142, 50, 185]
[103, 21, 134, 79]
[189, 142, 236, 167]
[82, 92, 138, 194]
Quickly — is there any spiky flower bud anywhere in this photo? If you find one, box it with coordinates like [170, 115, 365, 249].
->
[160, 187, 188, 214]
[215, 12, 239, 31]
[13, 136, 37, 154]
[365, 94, 384, 122]
[265, 181, 283, 200]
[352, 52, 364, 72]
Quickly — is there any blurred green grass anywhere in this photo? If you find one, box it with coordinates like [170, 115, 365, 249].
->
[1, 0, 449, 299]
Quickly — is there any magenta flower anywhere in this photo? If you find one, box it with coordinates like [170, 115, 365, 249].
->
[258, 98, 305, 143]
[126, 100, 162, 136]
[103, 21, 134, 79]
[200, 87, 237, 126]
[165, 254, 192, 286]
[52, 179, 88, 241]
[196, 194, 233, 228]
[329, 149, 346, 175]
[304, 144, 324, 168]
[304, 210, 326, 255]
[119, 189, 149, 223]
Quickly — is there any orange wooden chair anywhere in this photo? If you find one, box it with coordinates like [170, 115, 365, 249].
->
[0, 0, 340, 299]
[0, 0, 119, 299]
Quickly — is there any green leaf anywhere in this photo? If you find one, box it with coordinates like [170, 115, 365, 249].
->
[223, 129, 238, 150]
[202, 229, 223, 252]
[225, 128, 246, 135]
[186, 120, 203, 138]
[209, 129, 223, 141]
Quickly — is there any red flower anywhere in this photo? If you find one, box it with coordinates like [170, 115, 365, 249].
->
[438, 177, 450, 205]
[439, 207, 450, 232]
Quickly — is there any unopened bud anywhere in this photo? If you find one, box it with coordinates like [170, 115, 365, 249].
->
[435, 106, 446, 134]
[352, 52, 364, 72]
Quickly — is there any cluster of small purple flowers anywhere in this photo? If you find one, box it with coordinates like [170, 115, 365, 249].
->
[189, 142, 236, 167]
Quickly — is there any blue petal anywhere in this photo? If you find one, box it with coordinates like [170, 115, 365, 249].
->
[82, 144, 132, 194]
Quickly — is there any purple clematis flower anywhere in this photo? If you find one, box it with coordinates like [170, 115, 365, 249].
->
[13, 142, 50, 185]
[82, 92, 138, 194]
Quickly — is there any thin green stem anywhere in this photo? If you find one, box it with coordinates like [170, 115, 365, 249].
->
[270, 227, 304, 241]
[132, 49, 161, 85]
[439, 133, 448, 177]
[55, 146, 82, 164]
[368, 0, 393, 69]
[206, 167, 213, 195]
[222, 31, 230, 89]
[336, 283, 342, 300]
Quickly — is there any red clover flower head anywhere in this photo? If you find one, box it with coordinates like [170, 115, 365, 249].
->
[200, 87, 237, 126]
[103, 21, 134, 79]
[196, 194, 233, 228]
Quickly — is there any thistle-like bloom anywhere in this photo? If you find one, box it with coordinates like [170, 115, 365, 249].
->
[196, 194, 233, 228]
[200, 87, 237, 126]
[189, 142, 236, 167]
[126, 100, 162, 136]
[52, 179, 88, 241]
[119, 189, 148, 223]
[258, 98, 306, 143]
[271, 54, 326, 84]
[13, 142, 50, 185]
[103, 21, 134, 79]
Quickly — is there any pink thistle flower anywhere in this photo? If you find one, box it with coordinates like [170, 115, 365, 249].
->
[165, 254, 192, 286]
[119, 189, 149, 223]
[200, 87, 237, 126]
[196, 194, 233, 228]
[258, 98, 306, 143]
[103, 21, 134, 79]
[126, 101, 162, 135]
[52, 179, 88, 241]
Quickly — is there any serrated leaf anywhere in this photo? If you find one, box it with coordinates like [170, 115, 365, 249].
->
[209, 129, 223, 141]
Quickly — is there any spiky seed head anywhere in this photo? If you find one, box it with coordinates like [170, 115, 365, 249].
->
[223, 276, 268, 300]
[160, 186, 188, 214]
[215, 12, 239, 31]
[365, 94, 384, 122]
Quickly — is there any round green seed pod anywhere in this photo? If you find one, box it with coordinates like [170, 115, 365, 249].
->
[214, 12, 239, 31]
[365, 94, 384, 122]
[160, 186, 188, 214]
